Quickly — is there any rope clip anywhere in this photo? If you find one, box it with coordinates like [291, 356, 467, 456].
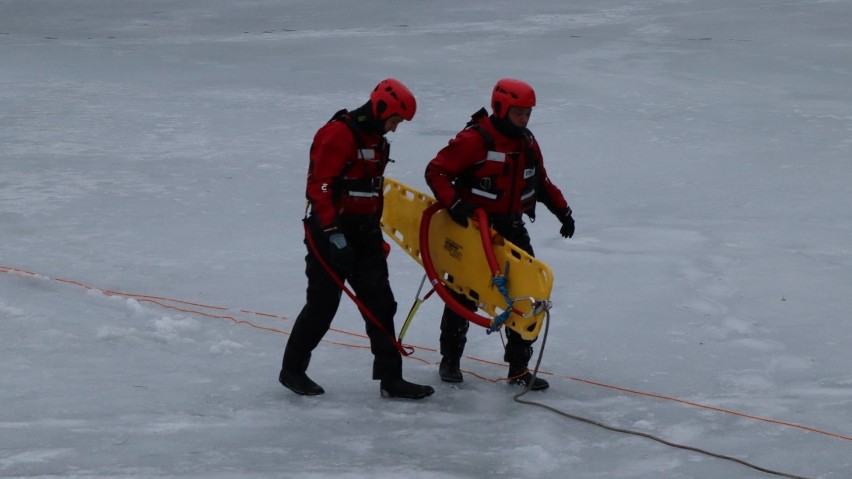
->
[510, 297, 553, 318]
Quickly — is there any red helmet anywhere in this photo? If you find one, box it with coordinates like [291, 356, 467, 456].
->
[491, 78, 536, 119]
[370, 78, 417, 121]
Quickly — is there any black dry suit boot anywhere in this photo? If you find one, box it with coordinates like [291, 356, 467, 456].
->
[380, 378, 435, 400]
[507, 365, 549, 391]
[439, 356, 463, 383]
[279, 369, 325, 396]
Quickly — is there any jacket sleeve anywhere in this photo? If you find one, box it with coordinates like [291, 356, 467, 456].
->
[306, 122, 353, 229]
[533, 142, 571, 215]
[425, 129, 487, 208]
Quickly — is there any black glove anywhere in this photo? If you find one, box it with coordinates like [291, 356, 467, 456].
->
[327, 233, 355, 275]
[448, 199, 478, 228]
[557, 208, 574, 238]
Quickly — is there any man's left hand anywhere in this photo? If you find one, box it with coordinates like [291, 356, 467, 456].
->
[558, 209, 574, 238]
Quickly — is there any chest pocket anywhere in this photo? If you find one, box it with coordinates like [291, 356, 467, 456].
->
[464, 150, 512, 200]
[335, 144, 388, 214]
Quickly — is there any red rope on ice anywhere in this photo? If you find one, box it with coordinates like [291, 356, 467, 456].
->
[2, 263, 850, 445]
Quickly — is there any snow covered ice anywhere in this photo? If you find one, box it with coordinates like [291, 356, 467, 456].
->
[2, 0, 851, 477]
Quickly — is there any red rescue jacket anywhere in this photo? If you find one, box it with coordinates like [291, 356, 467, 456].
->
[306, 110, 390, 229]
[425, 109, 568, 219]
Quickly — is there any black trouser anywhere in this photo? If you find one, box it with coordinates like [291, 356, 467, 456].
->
[439, 215, 537, 370]
[282, 214, 402, 381]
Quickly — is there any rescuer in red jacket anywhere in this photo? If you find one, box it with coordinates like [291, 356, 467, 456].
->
[425, 78, 575, 391]
[280, 79, 434, 400]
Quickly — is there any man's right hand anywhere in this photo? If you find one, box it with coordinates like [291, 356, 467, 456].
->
[448, 199, 478, 228]
[327, 233, 355, 275]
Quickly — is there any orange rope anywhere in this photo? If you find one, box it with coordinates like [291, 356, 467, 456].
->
[567, 376, 852, 442]
[2, 264, 850, 444]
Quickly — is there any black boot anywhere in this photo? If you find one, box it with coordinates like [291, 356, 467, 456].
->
[507, 367, 549, 391]
[380, 378, 435, 399]
[279, 369, 325, 396]
[439, 356, 463, 383]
